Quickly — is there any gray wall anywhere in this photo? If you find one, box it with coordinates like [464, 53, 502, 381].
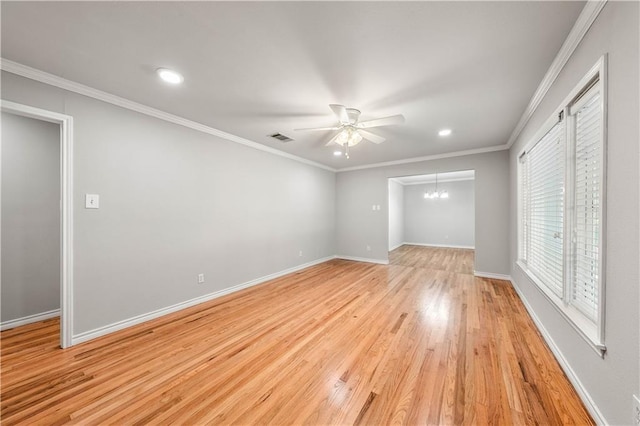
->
[387, 179, 404, 250]
[1, 72, 336, 335]
[404, 179, 475, 248]
[337, 150, 509, 275]
[1, 112, 60, 322]
[508, 2, 639, 423]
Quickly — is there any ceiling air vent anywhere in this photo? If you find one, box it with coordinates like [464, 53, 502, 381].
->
[269, 133, 294, 143]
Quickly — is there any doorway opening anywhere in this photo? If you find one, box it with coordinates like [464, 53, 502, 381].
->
[1, 101, 73, 348]
[388, 170, 475, 273]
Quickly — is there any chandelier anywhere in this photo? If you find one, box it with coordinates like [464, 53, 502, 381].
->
[424, 173, 449, 199]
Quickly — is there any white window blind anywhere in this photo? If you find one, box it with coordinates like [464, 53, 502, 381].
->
[571, 87, 602, 322]
[524, 121, 565, 297]
[518, 154, 528, 261]
[516, 57, 606, 352]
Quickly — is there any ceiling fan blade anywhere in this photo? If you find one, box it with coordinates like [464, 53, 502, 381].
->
[329, 104, 350, 124]
[357, 114, 405, 128]
[293, 126, 340, 132]
[359, 129, 386, 144]
[325, 133, 341, 146]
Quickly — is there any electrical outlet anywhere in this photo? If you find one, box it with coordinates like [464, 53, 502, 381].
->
[197, 273, 205, 284]
[299, 250, 303, 257]
[366, 245, 371, 251]
[633, 394, 640, 426]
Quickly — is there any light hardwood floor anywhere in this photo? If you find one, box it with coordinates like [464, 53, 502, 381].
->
[1, 246, 593, 425]
[389, 245, 475, 275]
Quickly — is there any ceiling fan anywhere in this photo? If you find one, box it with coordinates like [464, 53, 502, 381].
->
[294, 104, 405, 158]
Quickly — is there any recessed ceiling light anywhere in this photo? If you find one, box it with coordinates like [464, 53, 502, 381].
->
[156, 68, 184, 84]
[333, 150, 343, 156]
[438, 128, 452, 137]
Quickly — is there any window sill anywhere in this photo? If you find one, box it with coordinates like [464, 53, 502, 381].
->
[515, 261, 606, 358]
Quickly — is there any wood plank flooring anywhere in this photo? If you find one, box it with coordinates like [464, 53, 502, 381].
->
[1, 247, 593, 425]
[389, 245, 475, 275]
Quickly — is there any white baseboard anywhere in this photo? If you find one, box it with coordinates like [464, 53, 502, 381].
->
[1, 309, 60, 331]
[388, 243, 404, 251]
[474, 271, 512, 281]
[509, 278, 606, 425]
[72, 256, 336, 345]
[335, 255, 389, 265]
[403, 242, 475, 250]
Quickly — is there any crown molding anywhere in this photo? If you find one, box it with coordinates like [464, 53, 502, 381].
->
[337, 145, 508, 172]
[0, 58, 337, 173]
[505, 0, 607, 149]
[396, 176, 475, 186]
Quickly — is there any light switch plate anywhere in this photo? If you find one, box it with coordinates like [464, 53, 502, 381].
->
[85, 194, 99, 209]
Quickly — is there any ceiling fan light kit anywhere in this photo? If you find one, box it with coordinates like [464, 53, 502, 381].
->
[336, 126, 363, 147]
[294, 104, 405, 159]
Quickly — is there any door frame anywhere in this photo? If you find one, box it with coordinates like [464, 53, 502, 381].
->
[1, 100, 74, 348]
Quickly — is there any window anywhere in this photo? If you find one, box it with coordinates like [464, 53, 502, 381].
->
[520, 119, 565, 298]
[517, 57, 606, 353]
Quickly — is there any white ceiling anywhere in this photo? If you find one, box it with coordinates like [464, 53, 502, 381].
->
[1, 1, 585, 169]
[391, 170, 475, 185]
